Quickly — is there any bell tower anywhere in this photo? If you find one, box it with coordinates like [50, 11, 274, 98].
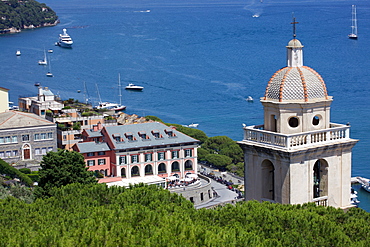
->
[238, 19, 358, 209]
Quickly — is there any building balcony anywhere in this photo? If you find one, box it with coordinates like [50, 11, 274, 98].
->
[241, 123, 351, 151]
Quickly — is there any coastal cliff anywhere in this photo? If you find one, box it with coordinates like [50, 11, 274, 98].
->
[0, 0, 58, 34]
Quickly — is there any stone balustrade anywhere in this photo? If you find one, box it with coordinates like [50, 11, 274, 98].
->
[242, 123, 350, 151]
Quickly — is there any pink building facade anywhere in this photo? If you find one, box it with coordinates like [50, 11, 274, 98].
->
[74, 122, 200, 185]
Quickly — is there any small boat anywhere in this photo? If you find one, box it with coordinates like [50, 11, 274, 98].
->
[48, 49, 53, 53]
[188, 123, 199, 128]
[125, 83, 144, 91]
[16, 50, 21, 56]
[252, 14, 259, 18]
[34, 82, 41, 87]
[246, 96, 253, 102]
[348, 5, 358, 39]
[57, 28, 73, 48]
[95, 102, 120, 110]
[350, 187, 360, 206]
[38, 49, 47, 65]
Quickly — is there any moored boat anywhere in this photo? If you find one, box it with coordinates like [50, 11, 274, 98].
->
[348, 5, 358, 39]
[125, 83, 144, 91]
[16, 50, 21, 56]
[57, 28, 73, 48]
[38, 49, 47, 65]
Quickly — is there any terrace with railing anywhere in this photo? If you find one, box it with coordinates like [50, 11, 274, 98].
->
[242, 123, 351, 151]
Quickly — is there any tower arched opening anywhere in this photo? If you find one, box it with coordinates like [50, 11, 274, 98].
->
[261, 159, 275, 201]
[313, 159, 328, 198]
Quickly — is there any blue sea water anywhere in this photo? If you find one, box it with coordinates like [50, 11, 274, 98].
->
[1, 0, 370, 210]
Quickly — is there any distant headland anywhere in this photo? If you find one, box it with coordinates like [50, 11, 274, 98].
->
[0, 0, 58, 34]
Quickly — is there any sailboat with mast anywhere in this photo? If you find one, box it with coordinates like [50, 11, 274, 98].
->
[111, 73, 126, 111]
[348, 5, 358, 39]
[38, 49, 47, 65]
[46, 56, 53, 77]
[94, 75, 126, 111]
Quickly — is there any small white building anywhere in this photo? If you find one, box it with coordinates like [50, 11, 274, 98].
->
[238, 29, 358, 209]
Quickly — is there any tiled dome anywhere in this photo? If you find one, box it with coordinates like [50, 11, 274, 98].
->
[264, 66, 328, 102]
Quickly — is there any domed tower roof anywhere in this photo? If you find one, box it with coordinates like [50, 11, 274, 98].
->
[263, 65, 328, 102]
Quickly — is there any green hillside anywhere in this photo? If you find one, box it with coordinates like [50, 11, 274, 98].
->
[0, 0, 58, 32]
[1, 183, 369, 246]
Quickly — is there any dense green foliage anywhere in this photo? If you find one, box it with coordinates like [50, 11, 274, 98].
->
[35, 149, 97, 198]
[0, 0, 57, 31]
[0, 183, 369, 246]
[0, 159, 33, 186]
[0, 179, 34, 203]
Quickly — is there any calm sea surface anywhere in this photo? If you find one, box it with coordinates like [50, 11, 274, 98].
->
[1, 0, 370, 210]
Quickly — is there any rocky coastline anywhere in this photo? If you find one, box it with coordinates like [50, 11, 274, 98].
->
[0, 20, 59, 34]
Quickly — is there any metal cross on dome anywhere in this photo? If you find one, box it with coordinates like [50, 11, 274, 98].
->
[291, 15, 299, 38]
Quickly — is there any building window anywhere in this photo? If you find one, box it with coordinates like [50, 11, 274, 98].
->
[41, 133, 46, 140]
[119, 156, 126, 165]
[0, 152, 4, 158]
[158, 152, 165, 161]
[98, 159, 106, 165]
[47, 132, 53, 139]
[145, 153, 152, 162]
[34, 134, 40, 141]
[87, 160, 95, 166]
[63, 135, 67, 140]
[41, 148, 47, 154]
[48, 147, 53, 152]
[22, 135, 29, 142]
[5, 136, 11, 143]
[5, 151, 11, 157]
[12, 150, 18, 156]
[35, 148, 41, 155]
[84, 120, 88, 125]
[0, 137, 4, 144]
[171, 150, 179, 159]
[185, 149, 192, 157]
[12, 136, 17, 143]
[131, 155, 139, 163]
[98, 151, 105, 156]
[87, 152, 94, 157]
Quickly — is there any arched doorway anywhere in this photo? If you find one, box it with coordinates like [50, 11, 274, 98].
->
[131, 166, 140, 177]
[145, 164, 153, 175]
[158, 163, 166, 174]
[121, 168, 126, 178]
[261, 159, 274, 200]
[22, 144, 31, 160]
[171, 161, 180, 172]
[184, 160, 193, 170]
[313, 159, 328, 198]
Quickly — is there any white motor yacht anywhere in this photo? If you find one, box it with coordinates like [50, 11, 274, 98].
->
[58, 29, 73, 48]
[125, 83, 144, 91]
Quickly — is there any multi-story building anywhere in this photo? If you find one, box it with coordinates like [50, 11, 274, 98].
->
[45, 108, 114, 150]
[73, 122, 200, 187]
[0, 111, 57, 166]
[18, 86, 64, 117]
